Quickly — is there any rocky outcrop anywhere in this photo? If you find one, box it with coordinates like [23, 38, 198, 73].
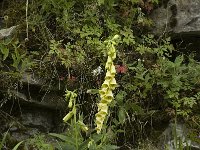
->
[10, 72, 67, 110]
[0, 26, 18, 39]
[151, 0, 200, 36]
[157, 122, 200, 150]
[0, 72, 67, 143]
[150, 2, 200, 149]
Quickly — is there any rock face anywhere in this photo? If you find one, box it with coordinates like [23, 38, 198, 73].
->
[0, 26, 18, 39]
[151, 3, 200, 149]
[157, 122, 200, 150]
[0, 73, 67, 143]
[151, 0, 200, 36]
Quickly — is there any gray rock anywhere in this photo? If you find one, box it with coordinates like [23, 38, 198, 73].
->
[21, 72, 65, 91]
[21, 72, 46, 86]
[150, 0, 200, 36]
[9, 90, 67, 110]
[0, 25, 18, 39]
[158, 122, 200, 150]
[40, 92, 67, 110]
[21, 110, 54, 132]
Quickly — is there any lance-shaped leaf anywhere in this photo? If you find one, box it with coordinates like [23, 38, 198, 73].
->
[78, 121, 88, 132]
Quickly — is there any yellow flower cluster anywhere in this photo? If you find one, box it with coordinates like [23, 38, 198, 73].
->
[63, 90, 77, 122]
[63, 90, 88, 132]
[95, 36, 118, 134]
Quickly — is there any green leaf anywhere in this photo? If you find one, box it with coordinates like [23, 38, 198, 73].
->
[0, 45, 9, 61]
[91, 133, 103, 143]
[55, 143, 76, 150]
[49, 133, 75, 145]
[175, 55, 184, 66]
[86, 89, 99, 94]
[12, 141, 24, 150]
[0, 131, 8, 150]
[130, 0, 141, 4]
[118, 108, 126, 125]
[126, 103, 144, 115]
[102, 145, 119, 150]
[11, 49, 21, 69]
[115, 91, 127, 105]
[78, 138, 90, 150]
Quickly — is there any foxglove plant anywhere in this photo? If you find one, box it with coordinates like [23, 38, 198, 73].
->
[95, 35, 119, 133]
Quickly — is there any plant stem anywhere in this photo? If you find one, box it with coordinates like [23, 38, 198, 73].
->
[174, 108, 177, 149]
[74, 100, 78, 150]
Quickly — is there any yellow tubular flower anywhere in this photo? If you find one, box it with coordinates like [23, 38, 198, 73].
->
[110, 63, 116, 75]
[105, 71, 113, 80]
[63, 90, 77, 122]
[95, 36, 118, 134]
[99, 87, 108, 96]
[102, 80, 110, 88]
[63, 111, 74, 122]
[110, 78, 117, 90]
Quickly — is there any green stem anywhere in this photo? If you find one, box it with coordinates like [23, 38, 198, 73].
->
[174, 108, 177, 149]
[74, 100, 78, 150]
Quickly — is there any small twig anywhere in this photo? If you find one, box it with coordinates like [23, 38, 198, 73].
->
[25, 0, 29, 41]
